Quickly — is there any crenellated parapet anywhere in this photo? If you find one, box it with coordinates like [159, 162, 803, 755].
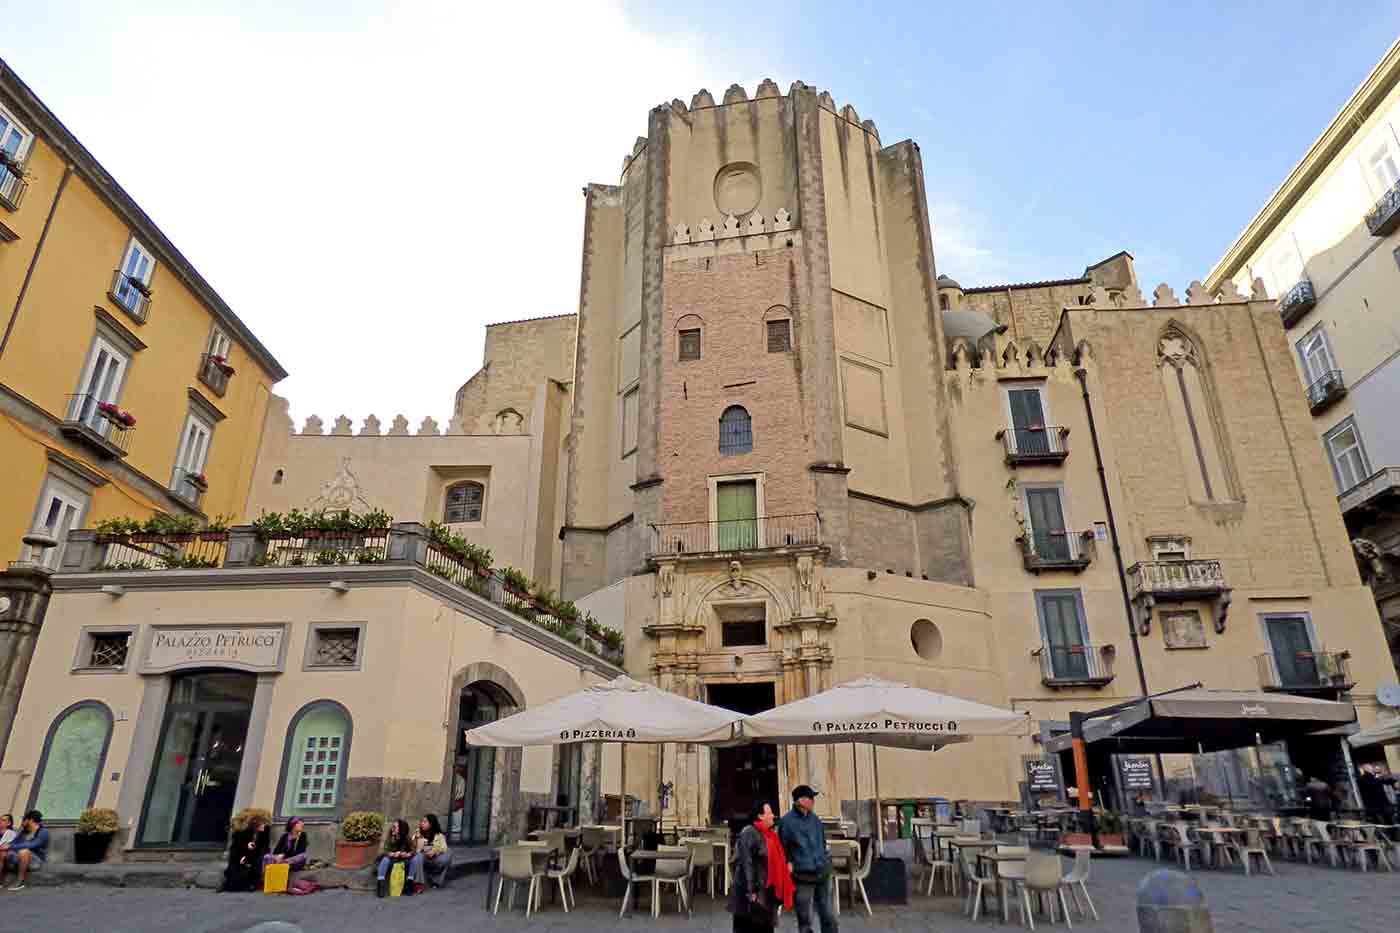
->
[292, 413, 478, 437]
[667, 207, 797, 261]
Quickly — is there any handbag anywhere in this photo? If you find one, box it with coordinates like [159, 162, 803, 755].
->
[388, 861, 406, 897]
[263, 861, 290, 894]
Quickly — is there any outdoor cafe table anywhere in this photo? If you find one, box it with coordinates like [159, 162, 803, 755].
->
[1193, 826, 1246, 869]
[977, 851, 1029, 923]
[626, 847, 691, 918]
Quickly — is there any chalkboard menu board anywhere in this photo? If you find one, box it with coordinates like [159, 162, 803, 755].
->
[1026, 759, 1060, 794]
[1118, 756, 1154, 791]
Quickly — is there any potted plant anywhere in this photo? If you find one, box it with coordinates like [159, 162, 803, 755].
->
[230, 807, 273, 833]
[502, 567, 532, 600]
[252, 511, 289, 541]
[355, 509, 392, 537]
[94, 516, 140, 543]
[200, 515, 231, 542]
[95, 401, 137, 429]
[188, 472, 210, 492]
[335, 811, 386, 869]
[209, 354, 237, 376]
[74, 807, 120, 863]
[1098, 809, 1126, 847]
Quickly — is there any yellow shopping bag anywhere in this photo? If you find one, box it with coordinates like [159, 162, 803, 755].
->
[388, 861, 406, 897]
[263, 861, 290, 894]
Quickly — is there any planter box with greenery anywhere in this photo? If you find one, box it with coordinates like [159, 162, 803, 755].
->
[74, 807, 119, 864]
[335, 811, 385, 869]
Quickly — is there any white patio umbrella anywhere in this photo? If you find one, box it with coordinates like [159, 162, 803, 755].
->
[741, 676, 1030, 852]
[463, 675, 745, 838]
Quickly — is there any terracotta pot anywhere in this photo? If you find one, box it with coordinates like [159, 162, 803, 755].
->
[199, 531, 230, 542]
[334, 839, 377, 870]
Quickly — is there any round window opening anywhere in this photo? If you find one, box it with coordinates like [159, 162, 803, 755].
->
[714, 162, 761, 217]
[911, 619, 942, 661]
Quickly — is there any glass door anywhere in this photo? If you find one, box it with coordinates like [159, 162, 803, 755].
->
[450, 683, 508, 845]
[139, 673, 254, 847]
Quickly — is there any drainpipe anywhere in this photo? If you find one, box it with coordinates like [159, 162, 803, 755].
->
[1074, 366, 1149, 696]
[0, 163, 72, 363]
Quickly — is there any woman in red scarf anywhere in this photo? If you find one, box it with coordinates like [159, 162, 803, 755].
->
[729, 800, 795, 932]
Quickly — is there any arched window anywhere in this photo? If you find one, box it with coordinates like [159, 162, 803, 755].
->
[1158, 324, 1235, 502]
[719, 406, 753, 455]
[276, 700, 353, 819]
[30, 701, 113, 821]
[445, 481, 484, 523]
[939, 294, 950, 311]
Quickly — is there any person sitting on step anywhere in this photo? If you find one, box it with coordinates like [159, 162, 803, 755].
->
[376, 819, 417, 897]
[263, 817, 310, 874]
[0, 811, 49, 891]
[408, 814, 451, 892]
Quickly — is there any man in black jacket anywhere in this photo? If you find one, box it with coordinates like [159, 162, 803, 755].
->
[779, 785, 837, 933]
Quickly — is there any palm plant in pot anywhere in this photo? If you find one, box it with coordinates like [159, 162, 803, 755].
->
[74, 807, 120, 863]
[335, 811, 385, 869]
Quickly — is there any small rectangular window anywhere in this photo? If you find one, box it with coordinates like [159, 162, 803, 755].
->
[444, 481, 484, 523]
[766, 319, 792, 353]
[721, 620, 766, 647]
[312, 628, 360, 667]
[679, 328, 702, 361]
[1325, 418, 1370, 492]
[112, 238, 157, 320]
[88, 632, 131, 668]
[206, 327, 232, 360]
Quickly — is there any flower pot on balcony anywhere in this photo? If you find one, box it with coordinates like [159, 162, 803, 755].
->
[73, 831, 115, 864]
[199, 531, 229, 542]
[334, 839, 377, 870]
[130, 533, 158, 543]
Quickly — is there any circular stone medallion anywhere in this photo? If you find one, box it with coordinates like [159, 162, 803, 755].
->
[713, 162, 761, 217]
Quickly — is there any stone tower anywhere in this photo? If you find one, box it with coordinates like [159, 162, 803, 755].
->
[560, 81, 971, 599]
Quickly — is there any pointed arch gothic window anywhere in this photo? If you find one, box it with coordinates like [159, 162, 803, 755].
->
[1157, 325, 1234, 502]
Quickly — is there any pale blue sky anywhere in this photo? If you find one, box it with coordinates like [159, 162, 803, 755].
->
[5, 4, 1399, 421]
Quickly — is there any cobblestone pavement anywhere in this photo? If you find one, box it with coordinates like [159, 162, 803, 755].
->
[3, 852, 1397, 932]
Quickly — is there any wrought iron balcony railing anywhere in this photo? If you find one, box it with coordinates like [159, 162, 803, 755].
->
[1127, 559, 1226, 599]
[1034, 641, 1114, 687]
[1278, 279, 1317, 328]
[198, 353, 231, 397]
[0, 159, 26, 211]
[648, 513, 821, 557]
[1255, 650, 1353, 692]
[1366, 177, 1400, 237]
[60, 394, 133, 459]
[997, 425, 1069, 465]
[109, 269, 151, 324]
[1020, 529, 1094, 573]
[1305, 369, 1346, 414]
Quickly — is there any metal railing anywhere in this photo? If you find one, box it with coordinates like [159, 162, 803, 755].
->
[0, 159, 26, 211]
[97, 533, 229, 570]
[1127, 559, 1226, 598]
[1305, 369, 1346, 412]
[62, 394, 134, 456]
[1020, 529, 1093, 571]
[1255, 650, 1353, 691]
[1278, 279, 1316, 328]
[998, 426, 1069, 462]
[648, 513, 820, 556]
[1366, 177, 1400, 237]
[259, 530, 391, 567]
[198, 353, 231, 397]
[1034, 641, 1114, 686]
[109, 269, 151, 323]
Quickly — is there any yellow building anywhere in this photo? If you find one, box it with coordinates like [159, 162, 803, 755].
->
[0, 61, 285, 562]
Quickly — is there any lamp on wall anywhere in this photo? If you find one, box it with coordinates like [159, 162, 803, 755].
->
[100, 584, 125, 598]
[327, 580, 350, 594]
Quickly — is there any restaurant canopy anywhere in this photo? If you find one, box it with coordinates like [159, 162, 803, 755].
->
[1348, 715, 1400, 749]
[462, 675, 743, 747]
[1043, 688, 1356, 755]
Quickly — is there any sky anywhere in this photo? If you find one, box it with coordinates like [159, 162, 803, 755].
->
[5, 3, 1400, 425]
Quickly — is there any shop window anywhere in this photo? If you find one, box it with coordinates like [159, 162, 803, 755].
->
[277, 701, 353, 818]
[29, 701, 113, 821]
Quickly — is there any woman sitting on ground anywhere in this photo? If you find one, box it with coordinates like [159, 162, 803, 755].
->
[222, 814, 270, 892]
[264, 817, 310, 873]
[729, 800, 794, 933]
[376, 819, 416, 898]
[409, 814, 451, 892]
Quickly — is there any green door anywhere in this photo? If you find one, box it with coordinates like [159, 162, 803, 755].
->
[717, 481, 758, 550]
[1040, 592, 1088, 679]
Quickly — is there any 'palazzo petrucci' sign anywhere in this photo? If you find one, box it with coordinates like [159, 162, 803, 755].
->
[140, 624, 289, 674]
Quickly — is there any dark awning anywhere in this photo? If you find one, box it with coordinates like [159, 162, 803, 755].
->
[1043, 688, 1356, 755]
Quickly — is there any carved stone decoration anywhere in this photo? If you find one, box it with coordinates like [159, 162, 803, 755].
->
[1120, 284, 1146, 307]
[301, 415, 324, 436]
[1073, 339, 1093, 364]
[772, 208, 791, 231]
[331, 415, 353, 436]
[673, 223, 691, 245]
[658, 563, 675, 597]
[722, 213, 741, 237]
[723, 84, 748, 105]
[691, 88, 716, 110]
[755, 78, 781, 99]
[728, 560, 743, 593]
[388, 415, 410, 436]
[1152, 284, 1179, 307]
[1186, 281, 1213, 305]
[310, 457, 369, 512]
[746, 213, 765, 236]
[1251, 277, 1269, 300]
[1217, 279, 1243, 302]
[417, 416, 440, 436]
[696, 217, 715, 240]
[1158, 326, 1198, 369]
[950, 340, 971, 370]
[1354, 538, 1392, 583]
[1025, 340, 1044, 368]
[446, 414, 466, 434]
[1213, 591, 1233, 634]
[360, 414, 382, 436]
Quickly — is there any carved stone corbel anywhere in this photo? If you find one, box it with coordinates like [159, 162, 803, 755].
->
[1136, 594, 1156, 636]
[1213, 590, 1233, 634]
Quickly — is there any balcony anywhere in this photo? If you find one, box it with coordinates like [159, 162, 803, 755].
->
[1278, 279, 1317, 328]
[0, 157, 26, 211]
[1034, 642, 1115, 688]
[1305, 369, 1346, 414]
[59, 394, 133, 459]
[1255, 650, 1354, 695]
[1127, 558, 1232, 635]
[1338, 466, 1400, 520]
[172, 470, 208, 509]
[648, 513, 821, 558]
[108, 269, 151, 324]
[997, 426, 1069, 465]
[197, 353, 232, 397]
[1020, 529, 1094, 573]
[1366, 178, 1400, 237]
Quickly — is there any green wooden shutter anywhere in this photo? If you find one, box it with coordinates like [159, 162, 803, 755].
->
[717, 481, 757, 550]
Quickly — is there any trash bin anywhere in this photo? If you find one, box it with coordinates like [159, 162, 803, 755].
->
[898, 803, 915, 839]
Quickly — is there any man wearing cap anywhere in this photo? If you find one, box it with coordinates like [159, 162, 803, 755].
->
[779, 785, 837, 933]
